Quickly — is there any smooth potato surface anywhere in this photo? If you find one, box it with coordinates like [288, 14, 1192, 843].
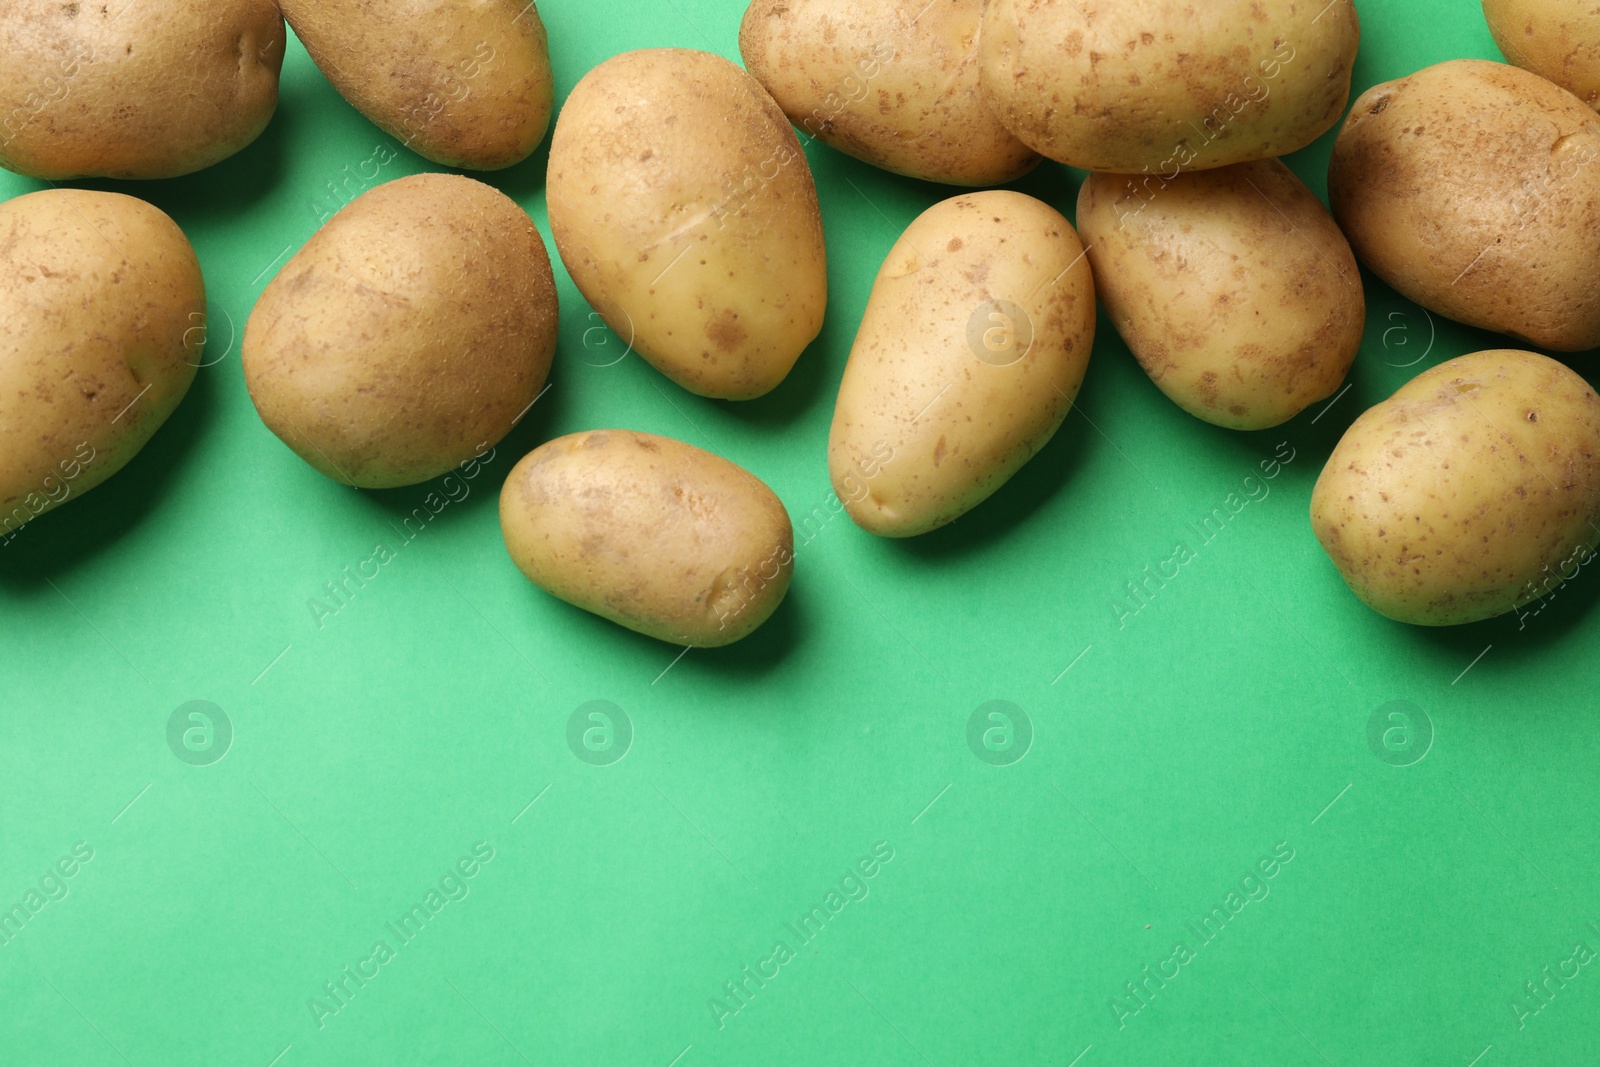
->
[1484, 0, 1600, 111]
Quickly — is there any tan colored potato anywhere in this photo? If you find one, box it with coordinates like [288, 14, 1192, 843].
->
[978, 0, 1359, 173]
[1484, 0, 1600, 111]
[281, 0, 553, 170]
[828, 190, 1094, 538]
[739, 0, 1039, 186]
[243, 174, 558, 489]
[1311, 350, 1600, 626]
[0, 190, 203, 537]
[547, 48, 827, 401]
[1330, 60, 1600, 352]
[1078, 159, 1364, 431]
[0, 0, 284, 180]
[500, 431, 794, 647]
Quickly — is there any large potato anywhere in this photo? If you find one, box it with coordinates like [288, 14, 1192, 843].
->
[1330, 60, 1600, 352]
[243, 174, 558, 489]
[978, 0, 1359, 173]
[547, 48, 827, 401]
[1483, 0, 1600, 111]
[0, 0, 284, 179]
[828, 190, 1094, 538]
[0, 190, 203, 538]
[500, 431, 794, 647]
[1078, 159, 1364, 431]
[281, 0, 553, 170]
[1311, 350, 1600, 626]
[739, 0, 1039, 186]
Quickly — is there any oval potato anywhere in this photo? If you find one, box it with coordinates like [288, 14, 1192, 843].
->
[0, 190, 203, 537]
[1483, 0, 1600, 111]
[500, 430, 794, 647]
[828, 190, 1095, 538]
[1311, 350, 1600, 626]
[243, 173, 558, 489]
[1078, 158, 1364, 430]
[547, 48, 827, 400]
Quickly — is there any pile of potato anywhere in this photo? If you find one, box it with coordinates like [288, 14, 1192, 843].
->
[2, 0, 1599, 643]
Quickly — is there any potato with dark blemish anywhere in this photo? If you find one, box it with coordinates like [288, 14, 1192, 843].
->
[828, 190, 1094, 538]
[739, 0, 1039, 186]
[1311, 350, 1600, 626]
[546, 48, 827, 400]
[1330, 59, 1600, 351]
[1077, 158, 1363, 431]
[499, 431, 794, 647]
[1483, 0, 1600, 112]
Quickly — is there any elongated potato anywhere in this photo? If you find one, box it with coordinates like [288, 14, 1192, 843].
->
[1483, 0, 1600, 111]
[547, 48, 827, 400]
[829, 190, 1095, 538]
[1311, 350, 1600, 626]
[500, 431, 794, 646]
[739, 0, 1039, 186]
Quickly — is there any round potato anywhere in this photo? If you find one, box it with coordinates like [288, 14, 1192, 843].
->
[739, 0, 1039, 186]
[547, 48, 827, 401]
[242, 173, 558, 490]
[1078, 159, 1364, 431]
[1483, 0, 1600, 111]
[0, 0, 284, 180]
[0, 190, 203, 538]
[1311, 350, 1600, 627]
[500, 430, 794, 647]
[978, 0, 1359, 173]
[828, 190, 1095, 538]
[281, 0, 554, 170]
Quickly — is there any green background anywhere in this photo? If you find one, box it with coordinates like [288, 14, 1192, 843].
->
[3, 1, 1596, 1064]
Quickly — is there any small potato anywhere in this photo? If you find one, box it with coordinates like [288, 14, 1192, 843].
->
[978, 0, 1359, 173]
[1484, 0, 1600, 111]
[739, 0, 1039, 186]
[281, 0, 553, 170]
[1311, 350, 1600, 627]
[1330, 60, 1600, 352]
[500, 431, 794, 647]
[547, 48, 827, 400]
[0, 0, 284, 180]
[828, 190, 1095, 538]
[0, 190, 203, 537]
[1078, 159, 1364, 431]
[243, 174, 558, 489]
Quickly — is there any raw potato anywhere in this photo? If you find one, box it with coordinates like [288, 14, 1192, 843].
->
[0, 190, 203, 537]
[1077, 159, 1364, 431]
[829, 190, 1095, 538]
[0, 0, 284, 180]
[1330, 59, 1600, 352]
[500, 431, 794, 647]
[1311, 350, 1600, 627]
[281, 0, 554, 170]
[1483, 0, 1600, 111]
[978, 0, 1359, 173]
[243, 174, 558, 489]
[739, 0, 1039, 186]
[547, 48, 827, 400]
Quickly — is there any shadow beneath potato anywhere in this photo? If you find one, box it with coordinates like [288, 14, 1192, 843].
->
[470, 134, 553, 209]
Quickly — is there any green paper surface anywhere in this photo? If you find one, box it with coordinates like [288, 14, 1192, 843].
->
[2, 1, 1597, 1064]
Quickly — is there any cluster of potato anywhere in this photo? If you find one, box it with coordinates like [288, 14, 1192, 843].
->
[3, 0, 1600, 644]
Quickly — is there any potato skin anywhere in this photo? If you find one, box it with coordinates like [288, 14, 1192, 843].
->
[739, 0, 1039, 186]
[1330, 59, 1600, 352]
[242, 174, 558, 490]
[0, 190, 203, 534]
[281, 0, 553, 170]
[1483, 0, 1600, 111]
[547, 48, 827, 401]
[1311, 350, 1600, 627]
[978, 0, 1359, 173]
[829, 190, 1095, 538]
[0, 0, 284, 180]
[500, 431, 794, 647]
[1078, 159, 1363, 431]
